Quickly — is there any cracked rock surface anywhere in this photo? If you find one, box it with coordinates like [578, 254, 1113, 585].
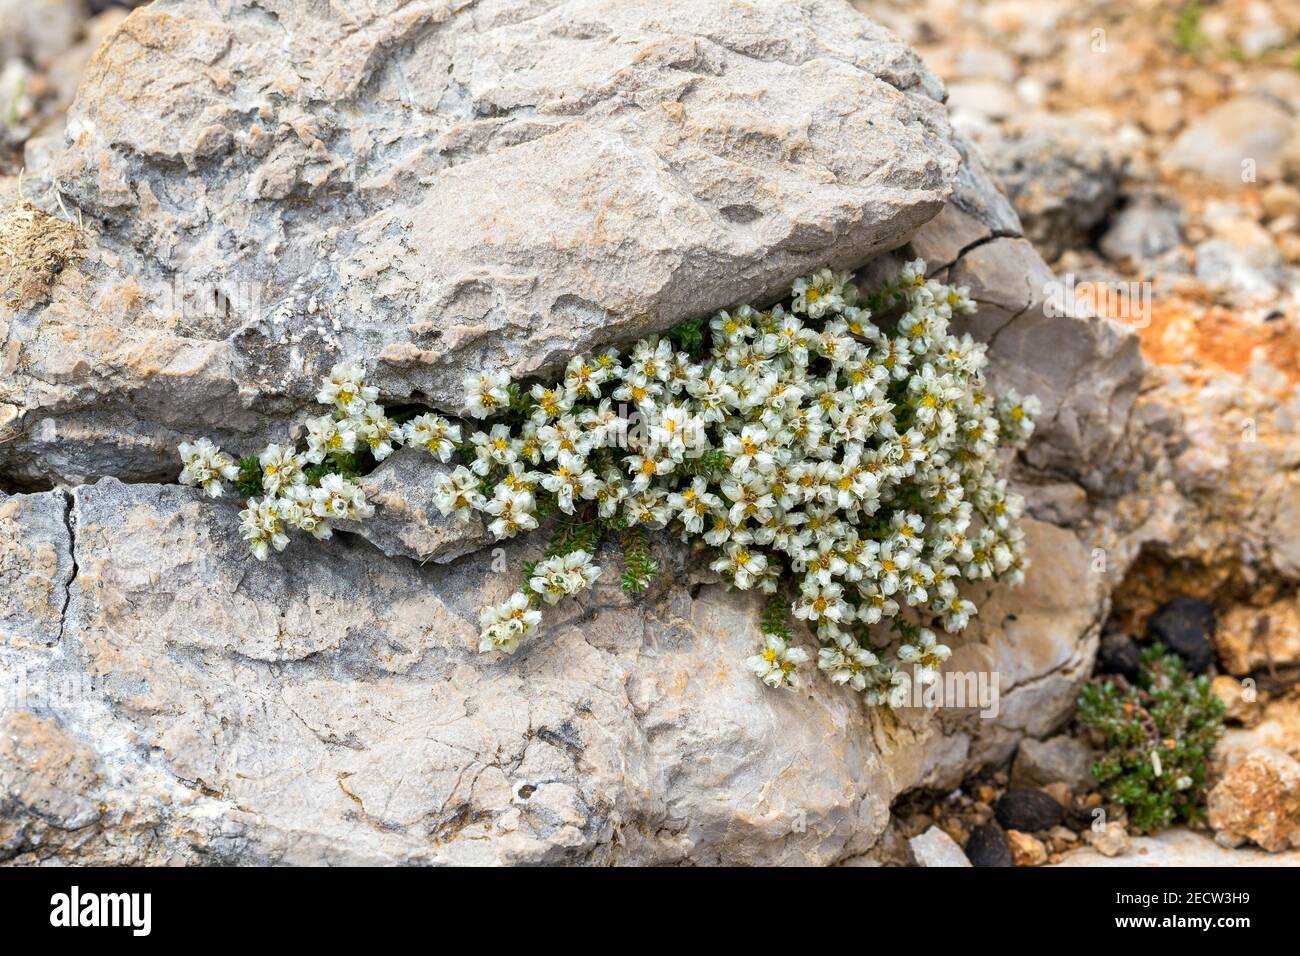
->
[1, 477, 1106, 865]
[1, 0, 959, 487]
[1, 0, 1151, 865]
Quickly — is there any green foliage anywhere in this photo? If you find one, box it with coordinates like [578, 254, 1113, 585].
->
[619, 525, 659, 593]
[666, 315, 707, 358]
[234, 455, 263, 499]
[1173, 1, 1206, 55]
[674, 448, 730, 480]
[519, 559, 540, 603]
[760, 589, 792, 641]
[1077, 643, 1225, 833]
[303, 450, 365, 487]
[547, 512, 607, 559]
[5, 72, 24, 129]
[235, 448, 369, 499]
[506, 381, 533, 416]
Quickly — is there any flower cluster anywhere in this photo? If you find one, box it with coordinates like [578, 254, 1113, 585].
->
[179, 260, 1039, 706]
[178, 438, 239, 498]
[435, 261, 1039, 698]
[177, 361, 434, 558]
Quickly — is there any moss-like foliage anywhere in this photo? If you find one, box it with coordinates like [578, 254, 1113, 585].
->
[1077, 643, 1225, 832]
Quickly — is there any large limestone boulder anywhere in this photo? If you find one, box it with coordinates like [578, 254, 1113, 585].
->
[0, 0, 1145, 865]
[2, 0, 961, 487]
[0, 478, 1105, 865]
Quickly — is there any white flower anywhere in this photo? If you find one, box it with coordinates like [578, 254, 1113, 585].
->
[433, 465, 485, 520]
[746, 634, 809, 688]
[667, 477, 722, 535]
[625, 445, 674, 491]
[280, 484, 333, 539]
[354, 402, 402, 461]
[304, 414, 358, 464]
[484, 484, 538, 539]
[197, 261, 1037, 709]
[863, 663, 910, 708]
[997, 389, 1041, 444]
[479, 591, 542, 654]
[536, 416, 588, 461]
[649, 404, 702, 456]
[711, 539, 768, 590]
[310, 472, 373, 521]
[317, 362, 377, 414]
[258, 444, 306, 496]
[817, 642, 879, 691]
[897, 628, 951, 685]
[240, 497, 290, 560]
[564, 355, 604, 400]
[178, 437, 239, 498]
[723, 424, 774, 475]
[470, 423, 519, 475]
[791, 269, 851, 319]
[866, 539, 913, 595]
[529, 383, 573, 423]
[463, 370, 511, 419]
[792, 580, 850, 624]
[529, 550, 602, 604]
[540, 450, 592, 514]
[404, 412, 461, 462]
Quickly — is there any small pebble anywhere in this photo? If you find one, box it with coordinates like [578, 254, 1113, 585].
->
[965, 823, 1012, 867]
[994, 788, 1065, 832]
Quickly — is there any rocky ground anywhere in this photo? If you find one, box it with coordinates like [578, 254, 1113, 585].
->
[851, 0, 1300, 866]
[1, 0, 1298, 866]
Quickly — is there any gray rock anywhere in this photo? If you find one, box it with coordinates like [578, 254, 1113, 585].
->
[2, 0, 960, 487]
[1100, 197, 1184, 263]
[1163, 96, 1295, 186]
[1207, 748, 1300, 852]
[0, 0, 86, 70]
[946, 79, 1022, 123]
[982, 115, 1125, 261]
[0, 479, 1108, 864]
[904, 134, 1021, 271]
[336, 447, 491, 564]
[1085, 820, 1130, 857]
[1194, 237, 1289, 302]
[0, 489, 74, 647]
[907, 826, 971, 867]
[1011, 735, 1096, 791]
[944, 237, 1144, 484]
[1053, 828, 1300, 867]
[0, 0, 1152, 868]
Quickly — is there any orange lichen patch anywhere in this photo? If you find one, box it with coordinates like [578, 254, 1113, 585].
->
[1082, 288, 1300, 391]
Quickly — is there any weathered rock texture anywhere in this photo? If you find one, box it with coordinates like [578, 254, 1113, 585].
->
[1054, 827, 1300, 867]
[0, 0, 1152, 866]
[2, 0, 961, 487]
[1208, 748, 1300, 852]
[1, 478, 1106, 865]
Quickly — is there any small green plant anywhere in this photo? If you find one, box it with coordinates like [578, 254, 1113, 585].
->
[619, 525, 659, 593]
[1077, 643, 1225, 832]
[1173, 1, 1206, 56]
[5, 72, 25, 129]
